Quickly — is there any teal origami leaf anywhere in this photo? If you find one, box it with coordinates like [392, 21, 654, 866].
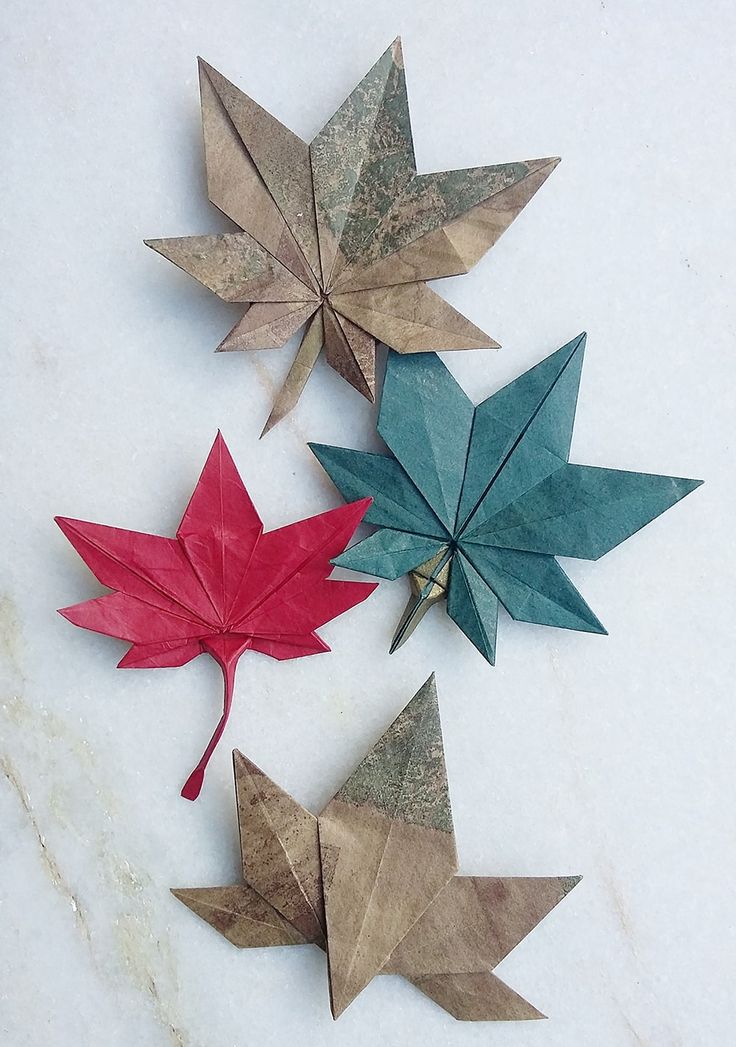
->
[466, 464, 698, 559]
[310, 336, 702, 664]
[446, 553, 499, 664]
[307, 444, 448, 537]
[337, 529, 444, 580]
[377, 350, 475, 529]
[465, 546, 605, 634]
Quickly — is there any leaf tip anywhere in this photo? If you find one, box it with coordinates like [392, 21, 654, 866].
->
[562, 874, 583, 894]
[259, 412, 279, 438]
[307, 441, 330, 465]
[679, 476, 704, 496]
[388, 633, 403, 655]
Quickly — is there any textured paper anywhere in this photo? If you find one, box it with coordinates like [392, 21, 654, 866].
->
[173, 676, 580, 1020]
[311, 335, 702, 662]
[146, 39, 559, 432]
[56, 433, 376, 798]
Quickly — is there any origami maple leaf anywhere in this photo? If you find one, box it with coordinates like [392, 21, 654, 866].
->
[145, 38, 559, 433]
[56, 433, 376, 799]
[311, 336, 702, 663]
[173, 676, 580, 1020]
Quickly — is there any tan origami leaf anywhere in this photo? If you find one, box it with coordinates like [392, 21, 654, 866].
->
[384, 875, 581, 1019]
[261, 309, 325, 436]
[310, 38, 416, 288]
[323, 305, 376, 400]
[172, 884, 307, 948]
[331, 283, 498, 353]
[199, 58, 321, 283]
[147, 39, 559, 430]
[319, 675, 457, 1017]
[233, 751, 325, 947]
[334, 158, 561, 292]
[406, 971, 545, 1021]
[145, 233, 316, 303]
[333, 158, 560, 290]
[172, 678, 580, 1022]
[197, 60, 316, 290]
[216, 301, 318, 352]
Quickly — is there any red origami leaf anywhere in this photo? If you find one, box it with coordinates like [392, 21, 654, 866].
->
[56, 433, 376, 799]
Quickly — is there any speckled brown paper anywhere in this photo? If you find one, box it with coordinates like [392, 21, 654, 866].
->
[172, 676, 580, 1021]
[146, 39, 559, 433]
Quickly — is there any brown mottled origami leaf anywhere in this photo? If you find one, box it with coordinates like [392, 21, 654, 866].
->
[331, 283, 498, 353]
[334, 158, 560, 291]
[261, 309, 325, 436]
[233, 751, 325, 946]
[310, 38, 416, 288]
[148, 39, 559, 430]
[144, 233, 316, 303]
[199, 58, 321, 283]
[217, 301, 318, 352]
[172, 677, 580, 1021]
[323, 304, 376, 401]
[318, 675, 458, 1017]
[383, 875, 581, 1019]
[406, 971, 545, 1021]
[198, 59, 317, 290]
[171, 884, 307, 948]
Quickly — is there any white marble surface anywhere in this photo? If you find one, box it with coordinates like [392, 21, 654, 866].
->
[2, 1, 734, 1044]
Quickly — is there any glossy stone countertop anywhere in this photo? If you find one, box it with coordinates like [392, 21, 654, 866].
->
[1, 1, 733, 1044]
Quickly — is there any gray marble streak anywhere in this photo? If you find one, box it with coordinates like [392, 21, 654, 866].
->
[1, 691, 193, 1046]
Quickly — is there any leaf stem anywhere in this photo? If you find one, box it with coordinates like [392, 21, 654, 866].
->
[390, 548, 453, 653]
[180, 650, 239, 801]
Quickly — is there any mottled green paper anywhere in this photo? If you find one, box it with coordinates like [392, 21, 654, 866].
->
[310, 336, 702, 663]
